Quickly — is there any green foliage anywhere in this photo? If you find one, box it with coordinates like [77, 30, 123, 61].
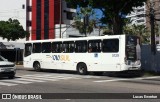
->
[0, 18, 29, 41]
[65, 0, 147, 34]
[123, 24, 150, 44]
[72, 7, 97, 35]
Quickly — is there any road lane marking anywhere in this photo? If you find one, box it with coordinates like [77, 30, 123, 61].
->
[18, 77, 58, 81]
[20, 75, 82, 80]
[0, 82, 18, 86]
[94, 78, 132, 82]
[1, 80, 32, 84]
[16, 78, 45, 82]
[21, 74, 101, 79]
[94, 76, 160, 83]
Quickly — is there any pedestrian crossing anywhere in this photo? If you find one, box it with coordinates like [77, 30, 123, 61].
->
[1, 74, 160, 87]
[0, 74, 101, 87]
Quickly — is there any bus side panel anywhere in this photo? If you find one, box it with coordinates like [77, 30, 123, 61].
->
[61, 53, 76, 71]
[119, 35, 126, 71]
[40, 53, 76, 71]
[87, 53, 121, 72]
[23, 56, 33, 68]
[31, 53, 43, 68]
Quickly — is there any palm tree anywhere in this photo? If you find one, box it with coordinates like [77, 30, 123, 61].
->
[72, 7, 97, 36]
[123, 24, 150, 44]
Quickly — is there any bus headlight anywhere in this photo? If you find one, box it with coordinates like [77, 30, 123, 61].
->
[135, 60, 141, 65]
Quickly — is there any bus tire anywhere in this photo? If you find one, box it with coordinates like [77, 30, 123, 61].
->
[77, 63, 88, 75]
[33, 62, 41, 72]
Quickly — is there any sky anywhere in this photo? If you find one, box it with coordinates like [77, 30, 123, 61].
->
[94, 9, 103, 19]
[0, 0, 26, 29]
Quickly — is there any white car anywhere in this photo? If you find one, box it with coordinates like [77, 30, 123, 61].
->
[0, 55, 16, 79]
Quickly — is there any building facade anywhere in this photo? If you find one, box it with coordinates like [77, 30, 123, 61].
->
[126, 3, 147, 25]
[26, 0, 76, 40]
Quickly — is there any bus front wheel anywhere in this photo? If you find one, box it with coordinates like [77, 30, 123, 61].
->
[33, 62, 41, 72]
[77, 63, 88, 75]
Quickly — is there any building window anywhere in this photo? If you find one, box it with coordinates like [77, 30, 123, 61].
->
[27, 6, 32, 12]
[137, 14, 145, 17]
[137, 8, 144, 12]
[66, 3, 74, 8]
[22, 4, 25, 9]
[137, 19, 145, 23]
[27, 20, 32, 27]
[66, 12, 74, 20]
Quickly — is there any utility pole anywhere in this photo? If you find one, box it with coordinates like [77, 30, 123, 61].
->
[59, 0, 62, 38]
[150, 0, 156, 55]
[83, 14, 89, 37]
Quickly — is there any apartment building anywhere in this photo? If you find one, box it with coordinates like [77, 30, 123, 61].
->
[126, 3, 147, 25]
[26, 0, 76, 40]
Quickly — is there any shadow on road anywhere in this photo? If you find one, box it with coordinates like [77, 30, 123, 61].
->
[23, 68, 144, 78]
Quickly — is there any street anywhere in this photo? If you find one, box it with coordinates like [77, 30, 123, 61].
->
[0, 66, 160, 102]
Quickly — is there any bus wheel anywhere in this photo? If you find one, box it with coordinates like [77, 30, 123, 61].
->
[77, 63, 87, 75]
[33, 62, 41, 72]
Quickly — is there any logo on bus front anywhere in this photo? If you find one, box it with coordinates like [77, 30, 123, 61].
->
[52, 55, 70, 61]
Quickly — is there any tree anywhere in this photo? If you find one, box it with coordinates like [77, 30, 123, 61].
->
[0, 18, 29, 41]
[65, 0, 147, 35]
[123, 24, 150, 44]
[72, 7, 97, 36]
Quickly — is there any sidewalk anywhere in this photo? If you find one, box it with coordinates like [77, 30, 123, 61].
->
[15, 65, 31, 70]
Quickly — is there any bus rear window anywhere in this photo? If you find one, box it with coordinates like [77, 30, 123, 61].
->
[126, 36, 140, 60]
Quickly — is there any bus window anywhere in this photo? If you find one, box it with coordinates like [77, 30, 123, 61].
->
[63, 41, 74, 53]
[102, 39, 119, 53]
[88, 40, 101, 53]
[75, 41, 87, 53]
[52, 42, 62, 53]
[32, 43, 41, 53]
[42, 42, 51, 53]
[24, 43, 32, 57]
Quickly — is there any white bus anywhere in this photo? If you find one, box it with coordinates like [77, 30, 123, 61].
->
[23, 35, 141, 75]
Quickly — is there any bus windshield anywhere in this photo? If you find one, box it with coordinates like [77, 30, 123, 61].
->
[24, 43, 32, 57]
[126, 36, 141, 61]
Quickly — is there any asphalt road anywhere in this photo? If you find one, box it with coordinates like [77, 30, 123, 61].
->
[0, 66, 160, 102]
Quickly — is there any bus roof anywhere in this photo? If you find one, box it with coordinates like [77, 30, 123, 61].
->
[25, 35, 126, 43]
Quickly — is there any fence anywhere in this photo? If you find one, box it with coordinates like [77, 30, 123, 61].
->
[141, 45, 160, 72]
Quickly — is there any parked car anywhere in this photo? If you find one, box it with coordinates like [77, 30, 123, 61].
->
[0, 55, 16, 79]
